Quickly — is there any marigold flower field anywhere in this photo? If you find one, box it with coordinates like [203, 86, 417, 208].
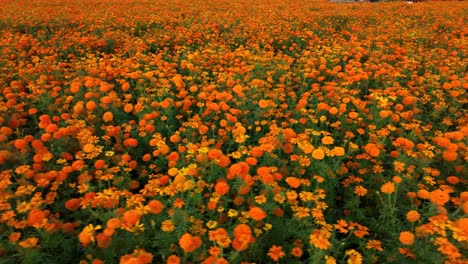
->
[0, 0, 467, 263]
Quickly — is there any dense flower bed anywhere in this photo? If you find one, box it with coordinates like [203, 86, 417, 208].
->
[0, 0, 466, 263]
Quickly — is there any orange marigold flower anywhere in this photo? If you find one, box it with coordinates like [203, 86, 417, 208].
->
[364, 143, 380, 157]
[268, 245, 285, 262]
[399, 247, 416, 259]
[232, 224, 255, 251]
[94, 159, 107, 170]
[285, 177, 301, 188]
[450, 218, 468, 242]
[460, 192, 468, 202]
[433, 237, 461, 259]
[27, 209, 46, 228]
[399, 231, 415, 245]
[366, 240, 383, 251]
[201, 256, 228, 264]
[462, 202, 468, 214]
[207, 149, 222, 160]
[381, 182, 395, 194]
[13, 139, 27, 149]
[166, 255, 180, 264]
[122, 210, 141, 227]
[9, 232, 21, 243]
[96, 233, 112, 248]
[228, 162, 249, 178]
[446, 176, 460, 185]
[18, 237, 39, 248]
[309, 229, 331, 250]
[249, 206, 267, 221]
[102, 111, 114, 122]
[332, 146, 345, 156]
[442, 150, 458, 162]
[147, 200, 164, 214]
[107, 218, 122, 229]
[321, 136, 334, 145]
[417, 189, 430, 199]
[354, 185, 368, 197]
[258, 99, 270, 109]
[429, 189, 450, 206]
[123, 138, 138, 147]
[312, 148, 325, 160]
[291, 247, 303, 257]
[65, 198, 81, 211]
[78, 224, 99, 247]
[329, 107, 338, 115]
[348, 111, 359, 119]
[406, 210, 421, 222]
[214, 181, 230, 196]
[179, 233, 202, 253]
[208, 228, 231, 248]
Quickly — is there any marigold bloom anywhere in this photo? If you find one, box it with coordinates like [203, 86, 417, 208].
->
[291, 247, 303, 257]
[381, 182, 395, 194]
[324, 255, 337, 264]
[267, 245, 285, 261]
[65, 198, 81, 211]
[417, 189, 430, 199]
[96, 233, 112, 248]
[123, 138, 138, 147]
[399, 231, 415, 245]
[446, 176, 460, 185]
[321, 136, 334, 145]
[208, 228, 231, 248]
[345, 249, 363, 264]
[179, 233, 202, 253]
[18, 237, 39, 248]
[147, 200, 164, 214]
[433, 237, 461, 259]
[348, 111, 359, 119]
[122, 210, 141, 227]
[354, 185, 367, 197]
[406, 210, 421, 222]
[232, 224, 255, 251]
[78, 224, 99, 247]
[102, 111, 114, 122]
[161, 219, 175, 232]
[366, 240, 383, 251]
[249, 206, 267, 221]
[442, 150, 457, 161]
[312, 148, 325, 160]
[364, 143, 380, 157]
[106, 218, 121, 229]
[429, 189, 450, 206]
[166, 255, 180, 264]
[332, 146, 345, 156]
[214, 181, 230, 196]
[309, 229, 331, 250]
[285, 177, 301, 188]
[258, 99, 270, 108]
[13, 139, 27, 149]
[27, 209, 46, 227]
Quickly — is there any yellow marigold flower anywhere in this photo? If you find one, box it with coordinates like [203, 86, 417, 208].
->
[324, 255, 337, 264]
[345, 249, 363, 264]
[161, 219, 175, 232]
